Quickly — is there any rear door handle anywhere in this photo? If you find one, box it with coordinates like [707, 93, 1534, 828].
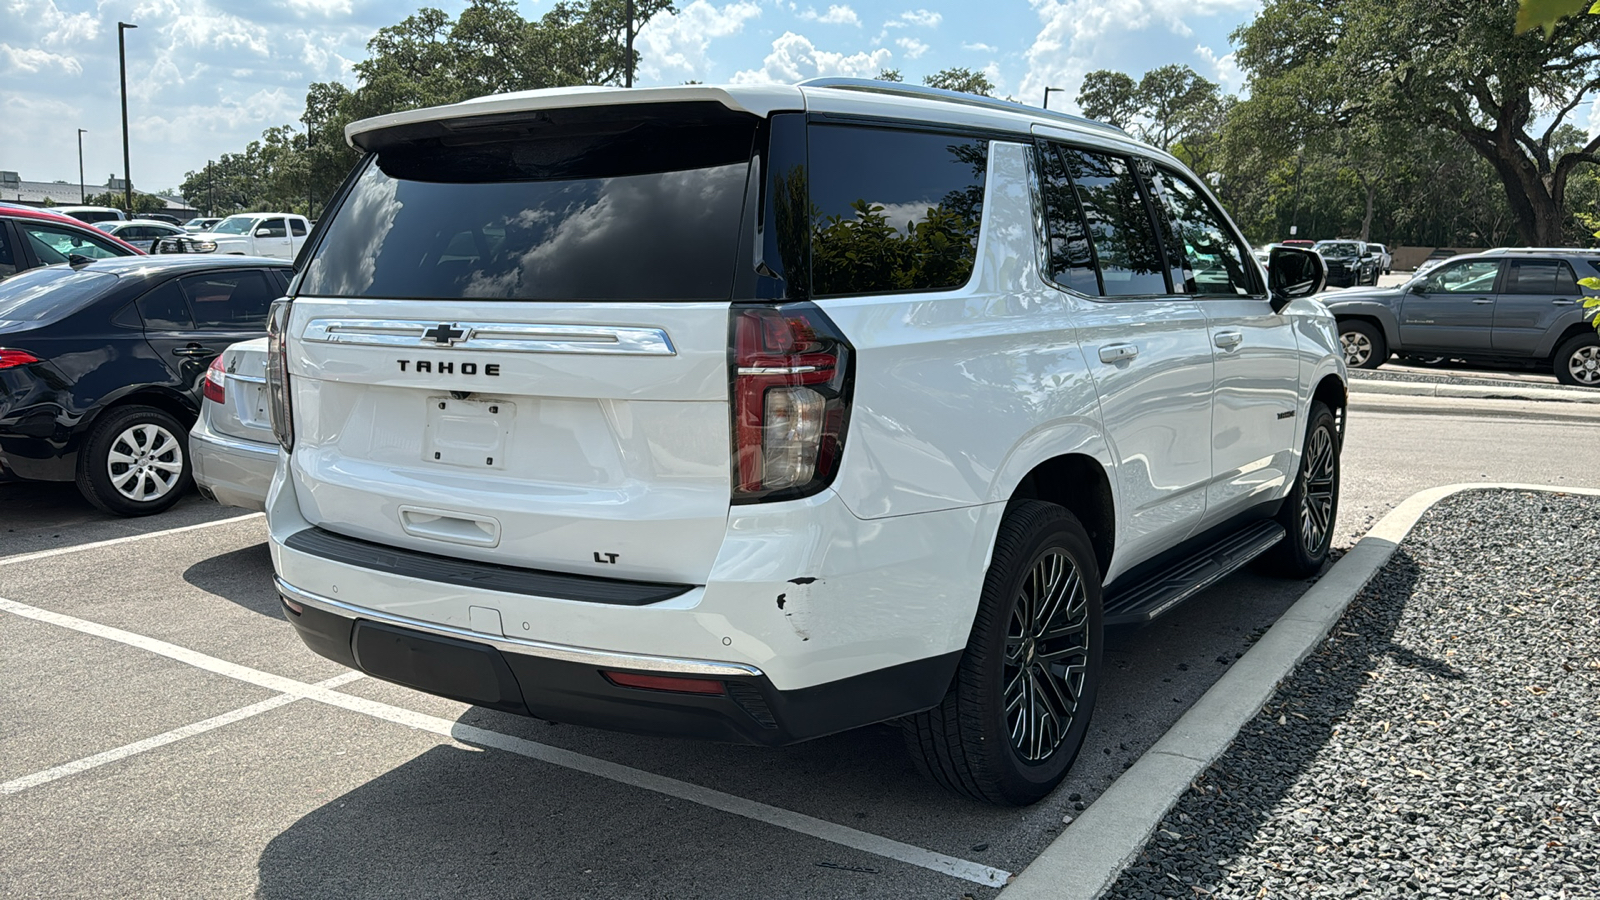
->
[1099, 343, 1138, 363]
[1553, 299, 1576, 306]
[1213, 331, 1244, 350]
[172, 344, 215, 358]
[1472, 298, 1493, 305]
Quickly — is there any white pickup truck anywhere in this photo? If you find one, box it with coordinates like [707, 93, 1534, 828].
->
[163, 213, 311, 260]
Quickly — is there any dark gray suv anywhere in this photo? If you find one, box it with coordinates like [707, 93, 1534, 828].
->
[1326, 248, 1600, 386]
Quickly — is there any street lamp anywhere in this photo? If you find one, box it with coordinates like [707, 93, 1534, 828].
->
[77, 128, 87, 204]
[1042, 86, 1067, 110]
[118, 22, 137, 216]
[624, 0, 634, 88]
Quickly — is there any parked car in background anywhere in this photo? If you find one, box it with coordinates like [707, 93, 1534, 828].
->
[184, 217, 222, 232]
[265, 78, 1347, 806]
[159, 213, 311, 260]
[1314, 240, 1380, 288]
[1325, 248, 1600, 385]
[52, 206, 126, 224]
[143, 213, 184, 227]
[1281, 238, 1315, 248]
[95, 219, 188, 253]
[1, 204, 142, 282]
[1366, 243, 1393, 274]
[0, 255, 291, 514]
[1413, 248, 1460, 277]
[191, 337, 277, 510]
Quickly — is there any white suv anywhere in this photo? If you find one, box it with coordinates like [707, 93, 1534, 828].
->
[265, 79, 1345, 805]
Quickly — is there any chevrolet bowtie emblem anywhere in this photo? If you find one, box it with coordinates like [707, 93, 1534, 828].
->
[422, 323, 466, 346]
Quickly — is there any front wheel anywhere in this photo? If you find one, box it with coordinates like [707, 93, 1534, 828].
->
[1258, 402, 1340, 577]
[75, 405, 193, 516]
[1338, 320, 1387, 369]
[902, 501, 1103, 805]
[1553, 333, 1600, 387]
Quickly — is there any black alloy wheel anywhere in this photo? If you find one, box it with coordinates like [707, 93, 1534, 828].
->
[902, 501, 1103, 805]
[1258, 401, 1340, 577]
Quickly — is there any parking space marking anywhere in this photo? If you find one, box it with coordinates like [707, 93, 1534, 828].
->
[0, 596, 1012, 887]
[0, 512, 263, 568]
[1, 671, 365, 796]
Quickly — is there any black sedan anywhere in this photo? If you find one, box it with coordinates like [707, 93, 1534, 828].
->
[0, 255, 290, 515]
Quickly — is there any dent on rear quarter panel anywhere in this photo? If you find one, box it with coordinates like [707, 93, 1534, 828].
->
[817, 140, 1106, 522]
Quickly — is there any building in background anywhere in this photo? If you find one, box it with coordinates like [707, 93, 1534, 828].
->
[0, 171, 196, 219]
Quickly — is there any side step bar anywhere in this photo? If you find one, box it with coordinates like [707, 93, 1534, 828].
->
[1102, 520, 1286, 625]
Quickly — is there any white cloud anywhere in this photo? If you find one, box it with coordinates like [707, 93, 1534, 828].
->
[21, 0, 100, 47]
[798, 4, 860, 26]
[637, 1, 762, 81]
[896, 37, 929, 60]
[963, 42, 998, 52]
[1, 44, 81, 75]
[731, 31, 892, 84]
[886, 9, 942, 28]
[1193, 43, 1243, 92]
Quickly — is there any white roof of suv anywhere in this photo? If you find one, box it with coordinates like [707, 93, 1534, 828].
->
[344, 78, 1155, 160]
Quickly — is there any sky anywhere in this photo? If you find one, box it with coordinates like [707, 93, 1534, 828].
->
[2, 0, 1269, 195]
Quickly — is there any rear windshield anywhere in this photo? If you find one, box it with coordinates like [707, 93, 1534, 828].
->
[300, 107, 756, 302]
[0, 267, 116, 326]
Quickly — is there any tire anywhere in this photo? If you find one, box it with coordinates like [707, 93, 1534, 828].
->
[901, 500, 1103, 806]
[1553, 332, 1600, 388]
[1338, 320, 1386, 369]
[1257, 402, 1340, 577]
[75, 405, 193, 517]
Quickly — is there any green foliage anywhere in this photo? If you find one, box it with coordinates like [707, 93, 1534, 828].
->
[1077, 65, 1226, 165]
[1516, 0, 1600, 35]
[84, 189, 167, 215]
[1076, 71, 1138, 130]
[923, 67, 994, 97]
[875, 68, 903, 83]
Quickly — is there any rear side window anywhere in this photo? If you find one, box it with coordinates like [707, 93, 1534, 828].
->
[0, 223, 17, 280]
[1146, 167, 1258, 296]
[300, 108, 756, 301]
[1503, 259, 1577, 294]
[808, 125, 987, 296]
[181, 271, 274, 328]
[290, 219, 307, 236]
[1038, 143, 1100, 295]
[1055, 148, 1168, 296]
[136, 281, 195, 330]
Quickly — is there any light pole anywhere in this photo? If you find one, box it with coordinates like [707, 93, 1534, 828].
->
[118, 22, 137, 215]
[1042, 86, 1067, 110]
[77, 128, 87, 204]
[624, 0, 634, 88]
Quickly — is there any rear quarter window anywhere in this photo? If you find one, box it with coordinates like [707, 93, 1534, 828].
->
[807, 125, 987, 297]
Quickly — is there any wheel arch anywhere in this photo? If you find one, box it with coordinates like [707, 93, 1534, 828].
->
[1539, 322, 1599, 360]
[75, 387, 198, 443]
[1005, 452, 1116, 579]
[1332, 310, 1398, 349]
[1311, 373, 1348, 436]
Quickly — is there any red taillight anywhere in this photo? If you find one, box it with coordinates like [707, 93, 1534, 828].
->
[266, 298, 294, 451]
[0, 349, 41, 369]
[730, 304, 853, 503]
[603, 671, 726, 695]
[202, 355, 226, 404]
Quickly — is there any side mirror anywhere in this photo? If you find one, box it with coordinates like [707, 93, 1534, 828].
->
[254, 227, 271, 237]
[1268, 245, 1326, 312]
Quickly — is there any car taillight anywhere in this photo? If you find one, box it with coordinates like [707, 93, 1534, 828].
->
[202, 355, 226, 404]
[266, 298, 294, 451]
[730, 303, 853, 503]
[0, 349, 41, 369]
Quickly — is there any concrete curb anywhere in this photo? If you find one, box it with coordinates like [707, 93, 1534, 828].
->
[1348, 377, 1600, 404]
[997, 482, 1600, 900]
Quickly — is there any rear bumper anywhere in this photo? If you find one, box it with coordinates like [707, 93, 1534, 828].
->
[276, 577, 960, 746]
[190, 419, 277, 511]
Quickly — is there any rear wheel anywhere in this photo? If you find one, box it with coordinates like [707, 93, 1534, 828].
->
[1553, 333, 1600, 387]
[1258, 402, 1340, 577]
[1338, 320, 1386, 369]
[901, 501, 1103, 805]
[75, 405, 193, 516]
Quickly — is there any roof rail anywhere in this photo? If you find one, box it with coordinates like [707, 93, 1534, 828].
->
[1481, 246, 1600, 255]
[797, 77, 1133, 139]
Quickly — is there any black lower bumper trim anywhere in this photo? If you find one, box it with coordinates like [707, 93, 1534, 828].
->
[281, 596, 960, 746]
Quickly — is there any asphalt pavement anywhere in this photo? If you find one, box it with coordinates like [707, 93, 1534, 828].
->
[5, 394, 1600, 898]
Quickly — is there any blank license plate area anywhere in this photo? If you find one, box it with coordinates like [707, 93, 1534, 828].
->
[422, 396, 515, 469]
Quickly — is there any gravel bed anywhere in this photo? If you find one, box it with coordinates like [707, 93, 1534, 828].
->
[1349, 368, 1558, 390]
[1108, 490, 1600, 899]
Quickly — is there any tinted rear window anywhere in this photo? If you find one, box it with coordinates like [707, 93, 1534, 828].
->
[300, 109, 756, 301]
[0, 267, 116, 325]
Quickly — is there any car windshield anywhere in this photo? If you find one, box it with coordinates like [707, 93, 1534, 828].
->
[212, 217, 258, 235]
[1317, 242, 1360, 259]
[94, 222, 118, 232]
[0, 267, 117, 326]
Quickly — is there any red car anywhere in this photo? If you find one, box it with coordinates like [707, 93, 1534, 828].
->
[0, 202, 143, 282]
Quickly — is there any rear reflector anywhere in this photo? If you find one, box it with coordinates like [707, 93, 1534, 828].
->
[603, 671, 726, 695]
[0, 348, 42, 369]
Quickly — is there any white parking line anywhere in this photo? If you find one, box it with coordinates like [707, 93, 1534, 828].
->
[0, 596, 1011, 887]
[0, 672, 365, 796]
[0, 512, 264, 568]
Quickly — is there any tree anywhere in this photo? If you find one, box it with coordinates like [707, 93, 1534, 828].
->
[1076, 65, 1225, 158]
[875, 68, 903, 82]
[1235, 0, 1600, 245]
[923, 67, 994, 96]
[1076, 70, 1138, 129]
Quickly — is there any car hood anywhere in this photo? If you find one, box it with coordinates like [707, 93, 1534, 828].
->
[1323, 285, 1406, 306]
[189, 231, 250, 243]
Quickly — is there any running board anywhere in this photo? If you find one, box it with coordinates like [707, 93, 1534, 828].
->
[1102, 520, 1286, 625]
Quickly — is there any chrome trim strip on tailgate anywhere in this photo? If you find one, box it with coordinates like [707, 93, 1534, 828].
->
[301, 319, 676, 356]
[275, 577, 763, 678]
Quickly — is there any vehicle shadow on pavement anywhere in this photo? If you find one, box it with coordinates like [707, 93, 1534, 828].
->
[182, 543, 281, 618]
[1108, 547, 1434, 893]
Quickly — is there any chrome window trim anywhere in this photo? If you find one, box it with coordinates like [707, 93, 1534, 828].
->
[300, 318, 676, 356]
[275, 577, 764, 678]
